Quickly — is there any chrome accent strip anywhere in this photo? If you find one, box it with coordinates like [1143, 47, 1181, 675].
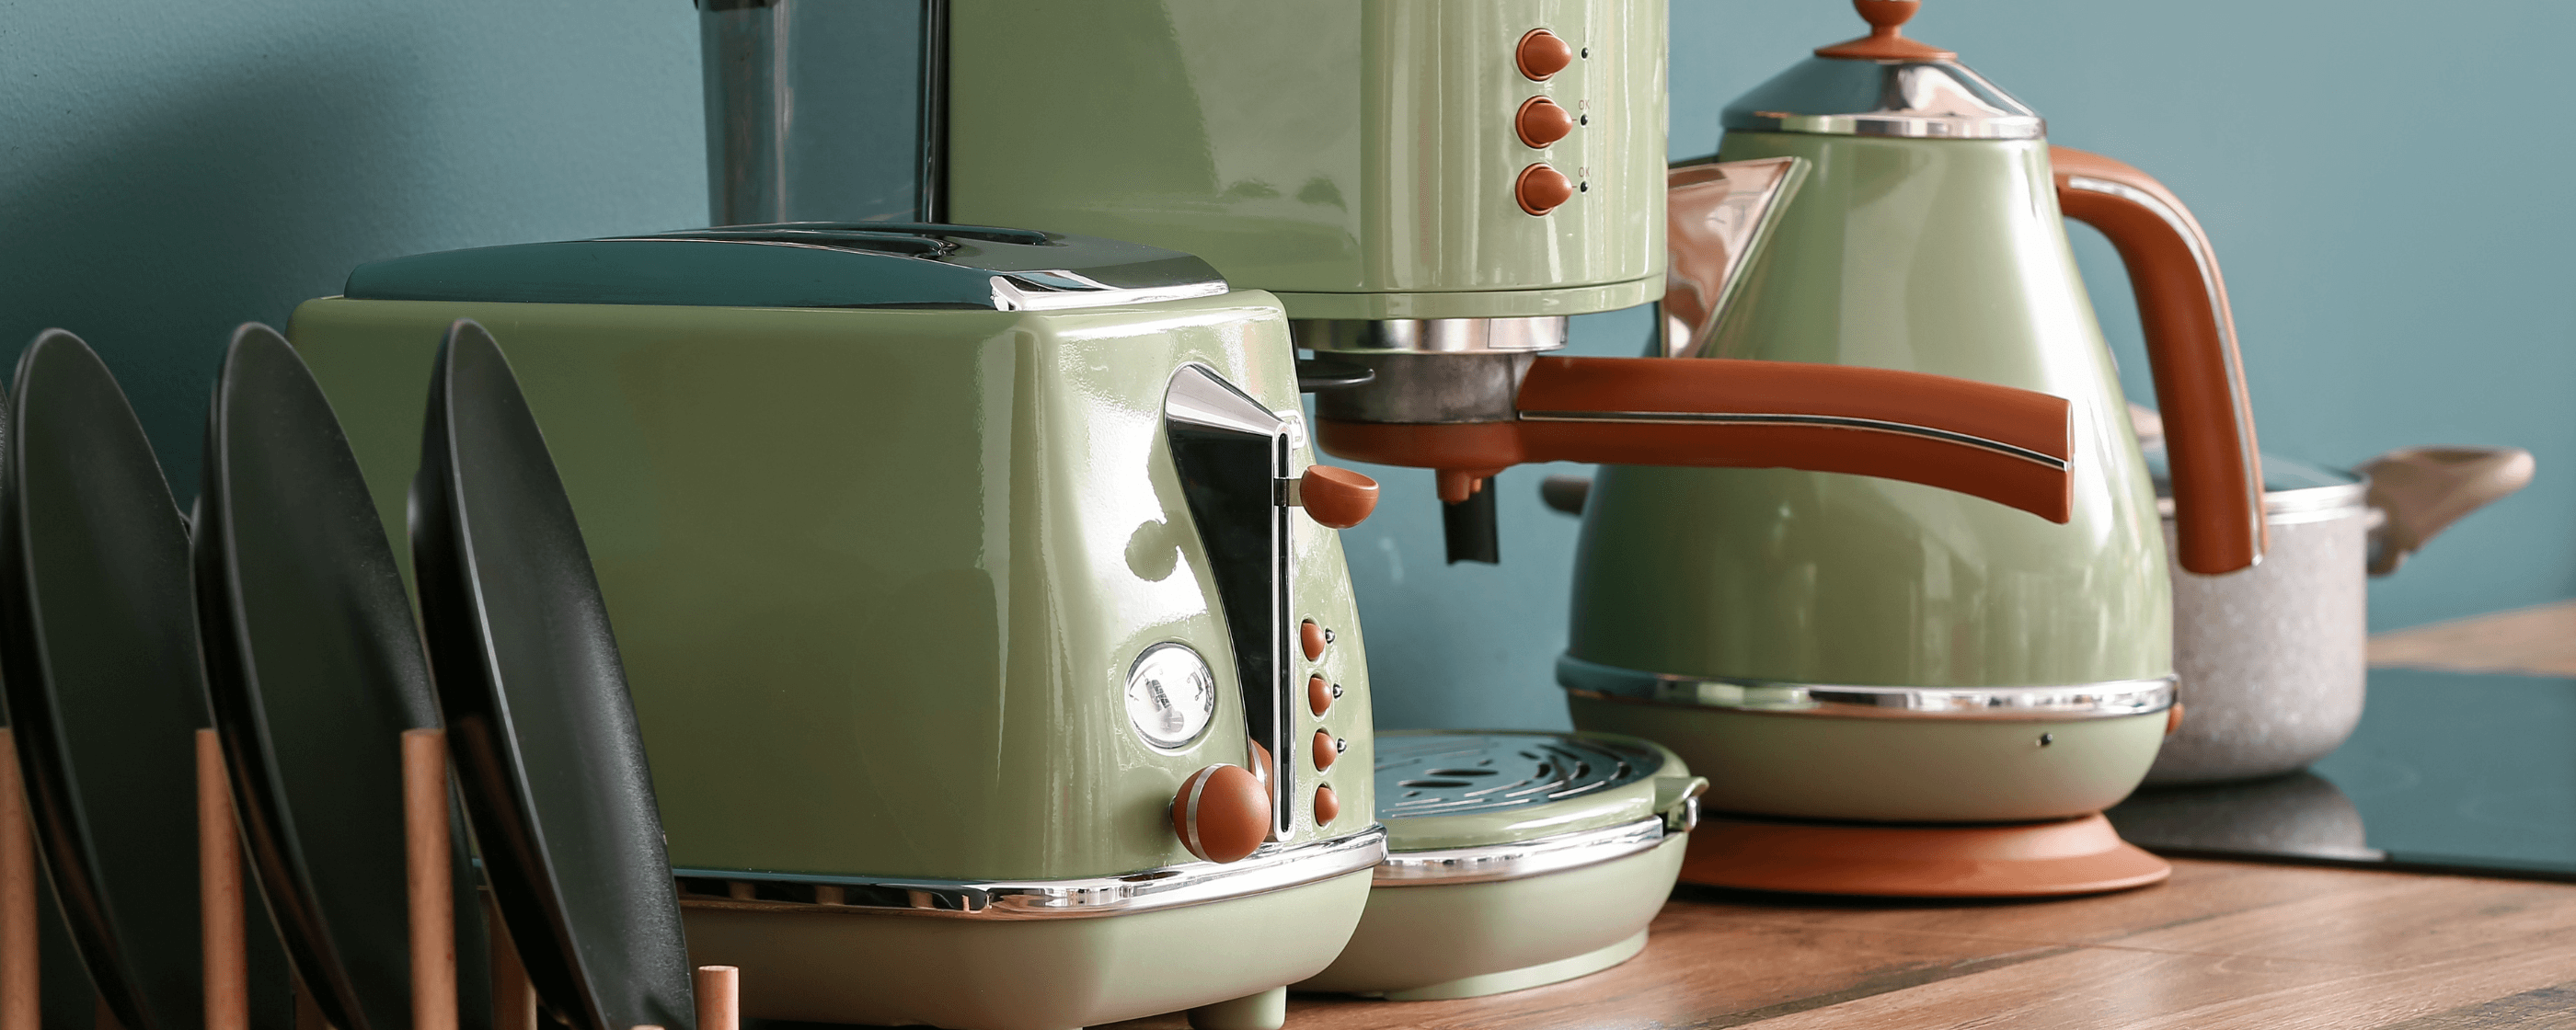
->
[1725, 60, 2045, 140]
[1558, 655, 2174, 720]
[2064, 172, 2267, 554]
[989, 273, 1231, 312]
[675, 826, 1387, 921]
[1375, 818, 1667, 887]
[1290, 316, 1569, 354]
[1514, 410, 2069, 471]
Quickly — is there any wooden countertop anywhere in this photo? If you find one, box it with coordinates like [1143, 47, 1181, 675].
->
[1106, 601, 2576, 1030]
[1116, 859, 2576, 1029]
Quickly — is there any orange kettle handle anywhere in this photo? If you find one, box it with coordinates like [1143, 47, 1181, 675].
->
[2053, 146, 2266, 574]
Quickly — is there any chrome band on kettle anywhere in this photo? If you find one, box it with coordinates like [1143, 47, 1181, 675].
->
[1557, 655, 2175, 721]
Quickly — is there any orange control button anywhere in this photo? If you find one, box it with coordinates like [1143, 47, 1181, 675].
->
[1300, 620, 1327, 661]
[1171, 764, 1270, 864]
[1516, 29, 1572, 80]
[1314, 784, 1341, 825]
[1308, 675, 1334, 715]
[1515, 164, 1574, 215]
[1515, 97, 1574, 148]
[1312, 730, 1338, 771]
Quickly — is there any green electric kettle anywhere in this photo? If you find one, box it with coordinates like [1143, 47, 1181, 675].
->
[1558, 0, 2268, 896]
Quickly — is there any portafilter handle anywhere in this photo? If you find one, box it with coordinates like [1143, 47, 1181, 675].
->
[1317, 356, 2076, 523]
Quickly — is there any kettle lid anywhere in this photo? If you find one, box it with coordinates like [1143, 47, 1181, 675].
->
[1721, 0, 2043, 141]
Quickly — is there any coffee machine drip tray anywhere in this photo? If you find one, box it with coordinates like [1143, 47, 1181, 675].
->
[2109, 668, 2576, 881]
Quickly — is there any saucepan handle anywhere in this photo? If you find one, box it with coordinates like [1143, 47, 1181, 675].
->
[2359, 446, 2536, 576]
[2054, 146, 2267, 574]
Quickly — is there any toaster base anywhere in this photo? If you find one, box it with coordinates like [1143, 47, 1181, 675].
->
[681, 866, 1371, 1030]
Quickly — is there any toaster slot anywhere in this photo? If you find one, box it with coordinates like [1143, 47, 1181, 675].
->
[1163, 366, 1294, 839]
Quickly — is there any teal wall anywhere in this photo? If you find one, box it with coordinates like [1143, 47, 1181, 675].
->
[0, 0, 704, 498]
[4, 2, 2564, 736]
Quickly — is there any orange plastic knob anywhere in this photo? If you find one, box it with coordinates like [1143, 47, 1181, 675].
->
[1313, 784, 1341, 825]
[2166, 703, 2186, 736]
[1515, 164, 1574, 215]
[1307, 675, 1334, 715]
[1312, 731, 1338, 771]
[1515, 29, 1573, 80]
[1515, 97, 1574, 149]
[1300, 620, 1327, 661]
[1172, 764, 1270, 864]
[1298, 465, 1378, 528]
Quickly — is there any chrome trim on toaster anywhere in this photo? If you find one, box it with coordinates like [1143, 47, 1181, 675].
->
[1374, 817, 1669, 887]
[674, 826, 1387, 921]
[1558, 655, 2175, 720]
[988, 272, 1231, 312]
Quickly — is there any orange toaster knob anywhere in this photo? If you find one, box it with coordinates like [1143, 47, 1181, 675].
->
[1515, 29, 1572, 80]
[1515, 164, 1574, 215]
[1172, 764, 1270, 864]
[1296, 465, 1379, 529]
[1515, 97, 1574, 148]
[1313, 784, 1341, 825]
[1307, 675, 1333, 715]
[1300, 620, 1327, 661]
[1312, 730, 1338, 771]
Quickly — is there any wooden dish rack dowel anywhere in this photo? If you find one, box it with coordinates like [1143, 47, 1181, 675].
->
[1, 728, 737, 1030]
[3, 728, 39, 1030]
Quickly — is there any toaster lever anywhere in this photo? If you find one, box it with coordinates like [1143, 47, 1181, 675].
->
[1280, 466, 1379, 529]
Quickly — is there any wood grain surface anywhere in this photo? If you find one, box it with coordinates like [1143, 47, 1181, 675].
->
[2368, 601, 2576, 677]
[1102, 860, 2576, 1029]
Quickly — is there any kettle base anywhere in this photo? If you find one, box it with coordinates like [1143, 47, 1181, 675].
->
[1678, 812, 2169, 898]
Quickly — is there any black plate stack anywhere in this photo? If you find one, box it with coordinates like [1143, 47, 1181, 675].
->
[410, 320, 696, 1030]
[195, 324, 495, 1030]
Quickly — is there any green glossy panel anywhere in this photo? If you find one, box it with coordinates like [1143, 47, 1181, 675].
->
[1570, 132, 2170, 689]
[1568, 696, 2167, 822]
[943, 0, 1665, 317]
[291, 292, 1374, 883]
[683, 870, 1372, 1028]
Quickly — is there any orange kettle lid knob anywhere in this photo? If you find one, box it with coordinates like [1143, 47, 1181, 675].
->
[1172, 764, 1270, 864]
[1815, 0, 1958, 62]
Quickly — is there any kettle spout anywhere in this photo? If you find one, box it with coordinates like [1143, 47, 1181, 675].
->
[1316, 355, 2074, 523]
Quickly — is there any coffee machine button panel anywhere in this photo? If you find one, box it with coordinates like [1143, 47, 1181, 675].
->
[1515, 97, 1575, 149]
[1516, 164, 1575, 216]
[1308, 675, 1336, 716]
[1515, 29, 1573, 81]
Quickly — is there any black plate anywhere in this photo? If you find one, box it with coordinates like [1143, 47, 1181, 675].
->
[408, 320, 694, 1030]
[0, 330, 215, 1030]
[194, 324, 494, 1030]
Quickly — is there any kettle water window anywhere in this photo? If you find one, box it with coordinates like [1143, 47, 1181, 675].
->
[1162, 366, 1296, 838]
[1124, 643, 1218, 750]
